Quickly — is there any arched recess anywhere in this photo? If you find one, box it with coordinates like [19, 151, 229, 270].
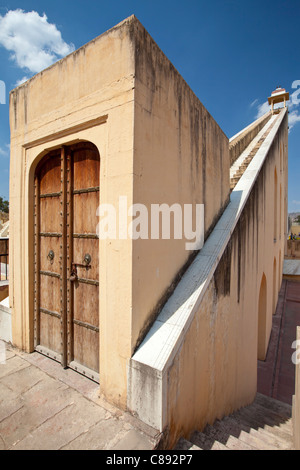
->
[31, 141, 100, 382]
[258, 273, 267, 360]
[272, 258, 277, 315]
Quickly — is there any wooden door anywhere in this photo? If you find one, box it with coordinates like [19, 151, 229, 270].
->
[34, 143, 100, 382]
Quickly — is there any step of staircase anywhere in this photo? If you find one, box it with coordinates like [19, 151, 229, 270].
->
[174, 394, 294, 451]
[230, 117, 277, 192]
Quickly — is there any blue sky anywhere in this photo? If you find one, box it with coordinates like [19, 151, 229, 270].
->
[0, 0, 299, 211]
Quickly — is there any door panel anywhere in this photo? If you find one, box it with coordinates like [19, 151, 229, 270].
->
[70, 143, 100, 377]
[39, 154, 61, 194]
[73, 145, 100, 189]
[73, 282, 99, 326]
[39, 311, 62, 357]
[39, 275, 61, 315]
[73, 193, 99, 235]
[34, 143, 100, 382]
[39, 198, 61, 233]
[39, 237, 61, 273]
[73, 324, 99, 374]
[72, 238, 99, 280]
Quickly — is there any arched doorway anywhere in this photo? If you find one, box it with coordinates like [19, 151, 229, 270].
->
[258, 273, 267, 360]
[34, 142, 100, 381]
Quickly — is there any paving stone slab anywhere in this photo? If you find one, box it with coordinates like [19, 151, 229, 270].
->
[0, 364, 50, 395]
[111, 429, 155, 451]
[60, 414, 126, 450]
[0, 346, 158, 451]
[0, 397, 24, 445]
[0, 380, 20, 402]
[21, 351, 100, 398]
[0, 434, 6, 450]
[0, 355, 30, 379]
[2, 347, 16, 361]
[0, 379, 85, 448]
[12, 395, 109, 450]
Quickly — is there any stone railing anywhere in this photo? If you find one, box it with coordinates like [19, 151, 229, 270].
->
[229, 111, 272, 166]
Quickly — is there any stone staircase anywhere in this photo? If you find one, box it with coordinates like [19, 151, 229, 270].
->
[230, 117, 277, 191]
[174, 394, 294, 450]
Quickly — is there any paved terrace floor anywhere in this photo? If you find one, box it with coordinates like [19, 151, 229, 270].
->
[0, 279, 299, 450]
[0, 345, 158, 450]
[258, 279, 300, 405]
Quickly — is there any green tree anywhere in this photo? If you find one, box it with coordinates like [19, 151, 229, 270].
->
[296, 215, 300, 224]
[0, 197, 9, 214]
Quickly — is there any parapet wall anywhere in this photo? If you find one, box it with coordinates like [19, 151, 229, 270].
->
[229, 111, 272, 166]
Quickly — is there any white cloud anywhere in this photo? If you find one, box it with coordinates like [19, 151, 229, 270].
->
[15, 76, 30, 87]
[255, 101, 270, 119]
[0, 144, 10, 157]
[250, 98, 258, 108]
[288, 110, 300, 130]
[0, 147, 9, 157]
[0, 9, 75, 74]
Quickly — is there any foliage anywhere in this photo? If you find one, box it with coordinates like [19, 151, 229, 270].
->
[0, 197, 9, 214]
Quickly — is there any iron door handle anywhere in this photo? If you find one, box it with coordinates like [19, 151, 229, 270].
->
[70, 254, 91, 281]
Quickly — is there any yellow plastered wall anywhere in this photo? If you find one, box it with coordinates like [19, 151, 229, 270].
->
[131, 19, 230, 350]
